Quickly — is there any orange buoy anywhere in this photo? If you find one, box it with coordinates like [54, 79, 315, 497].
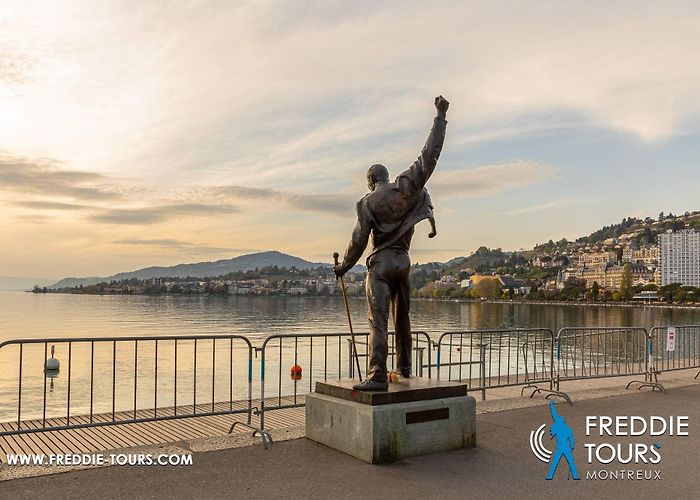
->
[290, 364, 302, 381]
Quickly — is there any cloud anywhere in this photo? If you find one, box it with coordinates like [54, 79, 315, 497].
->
[4, 2, 700, 277]
[91, 203, 240, 225]
[504, 199, 573, 216]
[13, 200, 91, 211]
[4, 0, 698, 194]
[111, 238, 246, 255]
[3, 149, 559, 228]
[2, 152, 356, 223]
[212, 186, 355, 217]
[1, 149, 352, 216]
[430, 161, 559, 198]
[0, 152, 120, 200]
[0, 48, 32, 84]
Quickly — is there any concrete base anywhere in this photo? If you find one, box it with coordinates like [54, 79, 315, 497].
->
[306, 379, 476, 464]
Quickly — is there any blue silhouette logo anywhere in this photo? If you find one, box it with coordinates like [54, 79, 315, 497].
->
[529, 400, 580, 480]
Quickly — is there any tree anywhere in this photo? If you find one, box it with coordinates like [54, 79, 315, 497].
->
[591, 281, 600, 301]
[561, 278, 586, 301]
[670, 220, 686, 231]
[659, 283, 681, 302]
[619, 263, 633, 300]
[471, 278, 501, 299]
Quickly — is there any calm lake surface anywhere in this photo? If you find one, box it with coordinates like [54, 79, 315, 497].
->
[0, 291, 698, 422]
[2, 291, 699, 344]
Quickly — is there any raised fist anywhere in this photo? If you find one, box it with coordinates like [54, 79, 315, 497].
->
[434, 95, 449, 114]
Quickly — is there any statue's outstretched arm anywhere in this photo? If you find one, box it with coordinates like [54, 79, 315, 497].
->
[335, 202, 371, 277]
[399, 96, 449, 194]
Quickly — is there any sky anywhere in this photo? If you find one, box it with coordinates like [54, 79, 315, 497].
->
[1, 1, 699, 280]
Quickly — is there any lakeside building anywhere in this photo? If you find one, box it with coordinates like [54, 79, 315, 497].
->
[659, 229, 700, 286]
[572, 251, 617, 267]
[632, 290, 661, 302]
[533, 255, 552, 268]
[623, 246, 659, 266]
[432, 274, 461, 291]
[562, 262, 654, 289]
[287, 285, 308, 295]
[497, 275, 531, 295]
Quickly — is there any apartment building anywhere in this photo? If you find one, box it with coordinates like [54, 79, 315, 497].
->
[659, 229, 700, 286]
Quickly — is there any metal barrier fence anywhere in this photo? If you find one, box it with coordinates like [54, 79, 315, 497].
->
[5, 325, 700, 439]
[435, 328, 569, 402]
[649, 325, 700, 376]
[257, 331, 432, 429]
[0, 335, 256, 437]
[555, 327, 654, 392]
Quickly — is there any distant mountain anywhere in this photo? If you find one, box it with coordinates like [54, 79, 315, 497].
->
[0, 276, 54, 291]
[47, 209, 699, 289]
[47, 276, 108, 289]
[49, 251, 327, 289]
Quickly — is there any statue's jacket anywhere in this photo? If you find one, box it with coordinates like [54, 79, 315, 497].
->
[343, 114, 447, 268]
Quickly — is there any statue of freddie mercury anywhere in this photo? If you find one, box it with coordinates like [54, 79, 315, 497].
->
[334, 95, 449, 391]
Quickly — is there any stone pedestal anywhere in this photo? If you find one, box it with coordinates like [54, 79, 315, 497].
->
[305, 378, 476, 464]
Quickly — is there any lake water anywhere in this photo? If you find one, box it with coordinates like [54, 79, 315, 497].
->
[2, 291, 699, 344]
[0, 291, 698, 422]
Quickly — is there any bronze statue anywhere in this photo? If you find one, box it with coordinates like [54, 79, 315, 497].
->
[334, 95, 449, 391]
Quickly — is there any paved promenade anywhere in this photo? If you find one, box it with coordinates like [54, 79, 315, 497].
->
[2, 380, 699, 499]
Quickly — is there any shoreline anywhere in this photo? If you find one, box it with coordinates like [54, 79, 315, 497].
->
[14, 289, 700, 310]
[415, 297, 700, 309]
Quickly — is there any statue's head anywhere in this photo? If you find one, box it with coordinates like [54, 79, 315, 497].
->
[366, 164, 389, 191]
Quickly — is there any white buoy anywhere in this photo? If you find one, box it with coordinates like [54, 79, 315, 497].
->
[45, 345, 60, 371]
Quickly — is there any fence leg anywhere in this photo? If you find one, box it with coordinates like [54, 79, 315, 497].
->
[520, 341, 540, 397]
[479, 345, 486, 401]
[228, 421, 273, 449]
[436, 344, 441, 381]
[626, 335, 665, 393]
[417, 347, 424, 378]
[347, 339, 354, 379]
[522, 336, 573, 405]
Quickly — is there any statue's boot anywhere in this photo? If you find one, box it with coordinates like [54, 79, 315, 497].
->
[353, 379, 389, 391]
[399, 367, 411, 378]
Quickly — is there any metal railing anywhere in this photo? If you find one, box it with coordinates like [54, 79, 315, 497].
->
[347, 332, 432, 379]
[649, 325, 700, 375]
[0, 335, 255, 437]
[435, 328, 569, 402]
[5, 324, 700, 440]
[555, 327, 653, 392]
[257, 331, 432, 429]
